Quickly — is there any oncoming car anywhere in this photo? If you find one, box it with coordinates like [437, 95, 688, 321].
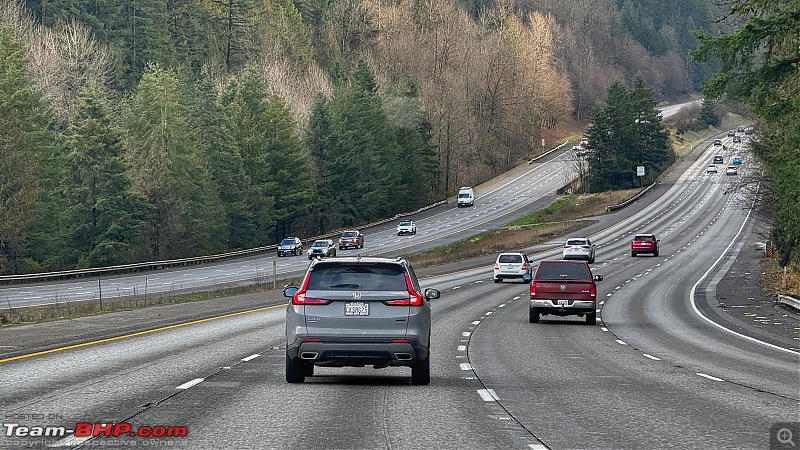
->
[283, 257, 440, 385]
[277, 237, 303, 257]
[338, 230, 364, 249]
[308, 239, 337, 259]
[493, 252, 530, 283]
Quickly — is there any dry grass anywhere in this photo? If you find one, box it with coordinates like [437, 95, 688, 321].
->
[407, 190, 639, 268]
[760, 258, 800, 297]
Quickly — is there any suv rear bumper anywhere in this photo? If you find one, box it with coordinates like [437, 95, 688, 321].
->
[287, 337, 428, 367]
[530, 299, 596, 316]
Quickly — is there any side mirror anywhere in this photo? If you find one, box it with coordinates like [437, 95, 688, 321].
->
[424, 288, 440, 300]
[284, 286, 299, 298]
[594, 275, 603, 282]
[522, 273, 532, 283]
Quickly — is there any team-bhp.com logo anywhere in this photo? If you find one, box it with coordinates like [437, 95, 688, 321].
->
[4, 422, 188, 438]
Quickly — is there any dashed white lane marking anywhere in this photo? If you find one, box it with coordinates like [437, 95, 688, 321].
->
[49, 436, 93, 447]
[527, 444, 549, 450]
[477, 388, 500, 401]
[176, 378, 205, 390]
[462, 331, 472, 337]
[601, 327, 608, 332]
[471, 320, 481, 325]
[513, 296, 521, 300]
[475, 280, 483, 283]
[697, 372, 725, 382]
[241, 354, 260, 362]
[643, 354, 661, 361]
[615, 340, 627, 345]
[499, 303, 506, 308]
[452, 286, 461, 290]
[457, 345, 467, 351]
[460, 363, 473, 370]
[485, 311, 493, 315]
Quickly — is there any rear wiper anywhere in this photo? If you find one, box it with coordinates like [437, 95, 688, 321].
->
[330, 283, 359, 289]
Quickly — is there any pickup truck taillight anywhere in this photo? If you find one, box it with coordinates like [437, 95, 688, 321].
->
[530, 282, 537, 297]
[589, 282, 596, 298]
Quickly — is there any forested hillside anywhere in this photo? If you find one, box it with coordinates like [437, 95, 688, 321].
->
[0, 0, 722, 274]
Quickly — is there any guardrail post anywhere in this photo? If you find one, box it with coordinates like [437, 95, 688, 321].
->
[273, 261, 277, 290]
[98, 277, 103, 312]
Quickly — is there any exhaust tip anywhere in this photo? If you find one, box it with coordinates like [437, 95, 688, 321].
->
[300, 352, 319, 360]
[394, 353, 413, 361]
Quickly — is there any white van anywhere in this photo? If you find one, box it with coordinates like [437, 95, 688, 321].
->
[457, 186, 474, 207]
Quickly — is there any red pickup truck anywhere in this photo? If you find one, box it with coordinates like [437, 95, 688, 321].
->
[525, 260, 603, 325]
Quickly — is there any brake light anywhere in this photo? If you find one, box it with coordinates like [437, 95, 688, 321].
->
[590, 282, 597, 298]
[384, 275, 423, 306]
[494, 262, 499, 270]
[391, 339, 409, 343]
[292, 273, 313, 305]
[521, 263, 527, 272]
[304, 337, 321, 342]
[530, 282, 536, 297]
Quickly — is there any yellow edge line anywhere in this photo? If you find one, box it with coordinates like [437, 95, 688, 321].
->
[0, 304, 286, 364]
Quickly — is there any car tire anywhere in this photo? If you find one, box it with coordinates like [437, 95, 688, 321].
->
[586, 311, 597, 325]
[339, 246, 343, 250]
[654, 250, 659, 257]
[494, 278, 500, 283]
[631, 252, 636, 257]
[304, 362, 314, 377]
[360, 242, 364, 249]
[589, 256, 595, 264]
[411, 355, 430, 385]
[286, 354, 305, 383]
[529, 308, 539, 323]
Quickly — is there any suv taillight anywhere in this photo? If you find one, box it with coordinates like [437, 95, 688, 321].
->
[292, 274, 331, 305]
[521, 263, 527, 271]
[494, 263, 499, 270]
[385, 274, 423, 306]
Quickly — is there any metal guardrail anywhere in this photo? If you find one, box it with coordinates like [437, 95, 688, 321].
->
[1, 137, 576, 285]
[605, 183, 656, 212]
[777, 294, 800, 312]
[0, 200, 446, 284]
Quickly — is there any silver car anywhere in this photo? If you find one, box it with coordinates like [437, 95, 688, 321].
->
[307, 239, 337, 259]
[284, 257, 440, 384]
[493, 252, 531, 283]
[562, 237, 596, 263]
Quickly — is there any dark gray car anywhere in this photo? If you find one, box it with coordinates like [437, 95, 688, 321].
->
[284, 257, 440, 384]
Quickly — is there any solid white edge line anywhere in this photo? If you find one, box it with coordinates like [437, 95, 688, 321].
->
[689, 197, 800, 356]
[643, 354, 661, 361]
[175, 378, 205, 390]
[241, 354, 260, 362]
[696, 372, 725, 382]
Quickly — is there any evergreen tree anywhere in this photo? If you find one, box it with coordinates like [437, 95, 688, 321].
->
[698, 98, 719, 127]
[305, 93, 341, 233]
[61, 84, 151, 268]
[586, 77, 673, 191]
[0, 30, 57, 274]
[123, 64, 226, 259]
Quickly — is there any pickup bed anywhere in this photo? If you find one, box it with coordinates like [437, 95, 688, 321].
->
[527, 260, 602, 324]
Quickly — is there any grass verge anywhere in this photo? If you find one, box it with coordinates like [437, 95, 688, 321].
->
[406, 190, 639, 268]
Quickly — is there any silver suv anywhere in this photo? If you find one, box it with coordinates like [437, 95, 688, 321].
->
[283, 257, 440, 384]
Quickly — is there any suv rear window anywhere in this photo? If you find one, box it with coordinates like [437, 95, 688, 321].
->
[307, 263, 407, 291]
[634, 235, 655, 242]
[342, 231, 358, 237]
[400, 221, 412, 226]
[498, 254, 523, 263]
[535, 262, 590, 280]
[566, 239, 588, 246]
[280, 239, 295, 245]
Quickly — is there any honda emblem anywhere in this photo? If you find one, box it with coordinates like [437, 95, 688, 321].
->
[352, 292, 361, 299]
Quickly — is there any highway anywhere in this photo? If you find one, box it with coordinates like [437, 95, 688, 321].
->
[1, 128, 797, 449]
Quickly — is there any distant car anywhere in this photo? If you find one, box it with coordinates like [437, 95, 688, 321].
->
[707, 165, 718, 173]
[713, 155, 724, 164]
[726, 166, 738, 176]
[631, 234, 659, 257]
[732, 135, 741, 143]
[732, 156, 743, 164]
[580, 137, 589, 147]
[308, 239, 337, 259]
[737, 126, 745, 133]
[562, 237, 596, 263]
[727, 131, 735, 137]
[283, 256, 440, 384]
[338, 230, 364, 250]
[277, 237, 303, 257]
[744, 127, 754, 135]
[397, 220, 417, 235]
[493, 252, 531, 283]
[713, 139, 722, 146]
[526, 260, 603, 325]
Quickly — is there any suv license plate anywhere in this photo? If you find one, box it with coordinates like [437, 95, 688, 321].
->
[345, 302, 369, 316]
